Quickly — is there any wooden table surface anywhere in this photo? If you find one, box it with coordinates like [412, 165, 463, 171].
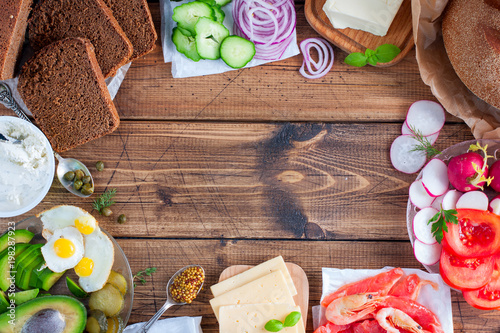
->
[2, 1, 497, 332]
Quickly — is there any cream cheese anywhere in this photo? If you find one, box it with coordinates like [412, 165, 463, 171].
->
[323, 0, 404, 37]
[0, 119, 51, 212]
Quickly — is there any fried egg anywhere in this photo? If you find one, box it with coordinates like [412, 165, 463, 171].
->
[41, 226, 84, 273]
[78, 229, 115, 292]
[38, 205, 98, 239]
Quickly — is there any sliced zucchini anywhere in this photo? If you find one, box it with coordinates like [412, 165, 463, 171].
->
[194, 17, 230, 60]
[220, 35, 256, 68]
[172, 2, 214, 35]
[89, 284, 124, 317]
[172, 27, 202, 62]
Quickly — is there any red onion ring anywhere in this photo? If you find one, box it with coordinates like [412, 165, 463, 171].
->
[233, 0, 296, 60]
[299, 38, 334, 79]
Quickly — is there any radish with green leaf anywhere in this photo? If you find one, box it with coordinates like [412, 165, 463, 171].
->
[413, 207, 438, 245]
[447, 142, 493, 192]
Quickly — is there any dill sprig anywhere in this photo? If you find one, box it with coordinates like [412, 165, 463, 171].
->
[92, 188, 117, 213]
[409, 125, 441, 158]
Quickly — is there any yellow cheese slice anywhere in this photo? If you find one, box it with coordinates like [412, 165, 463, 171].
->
[210, 270, 295, 321]
[219, 303, 305, 333]
[211, 256, 297, 297]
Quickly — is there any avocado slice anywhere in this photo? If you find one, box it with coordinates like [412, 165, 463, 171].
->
[11, 289, 39, 305]
[0, 243, 31, 291]
[18, 256, 44, 290]
[0, 291, 8, 314]
[0, 229, 34, 253]
[29, 260, 46, 289]
[35, 268, 65, 291]
[16, 248, 42, 290]
[0, 295, 86, 333]
[66, 277, 88, 298]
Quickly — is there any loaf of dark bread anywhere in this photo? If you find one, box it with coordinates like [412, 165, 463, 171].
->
[28, 0, 133, 79]
[18, 38, 120, 153]
[102, 0, 157, 61]
[443, 0, 500, 109]
[0, 0, 32, 80]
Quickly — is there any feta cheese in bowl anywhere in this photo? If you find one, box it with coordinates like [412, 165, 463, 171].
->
[0, 116, 55, 217]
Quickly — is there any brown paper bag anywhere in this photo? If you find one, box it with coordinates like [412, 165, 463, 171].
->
[412, 0, 500, 139]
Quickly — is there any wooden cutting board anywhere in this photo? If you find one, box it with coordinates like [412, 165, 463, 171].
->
[219, 263, 309, 324]
[304, 0, 414, 67]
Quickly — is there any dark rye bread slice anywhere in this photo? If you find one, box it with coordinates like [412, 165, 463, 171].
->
[0, 0, 33, 80]
[28, 0, 133, 79]
[102, 0, 157, 60]
[18, 38, 120, 153]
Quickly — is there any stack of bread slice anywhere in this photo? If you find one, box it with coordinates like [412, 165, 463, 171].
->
[210, 256, 305, 333]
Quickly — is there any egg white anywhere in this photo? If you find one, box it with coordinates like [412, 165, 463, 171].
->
[41, 226, 85, 273]
[38, 205, 98, 240]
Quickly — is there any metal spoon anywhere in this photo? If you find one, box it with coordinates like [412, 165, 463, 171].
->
[0, 82, 94, 198]
[140, 265, 205, 333]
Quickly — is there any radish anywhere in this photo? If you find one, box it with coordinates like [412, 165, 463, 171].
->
[413, 207, 438, 245]
[489, 160, 500, 192]
[421, 159, 449, 197]
[409, 180, 435, 209]
[431, 193, 446, 210]
[390, 135, 427, 174]
[489, 195, 500, 215]
[455, 191, 489, 211]
[402, 122, 439, 144]
[442, 189, 462, 210]
[414, 240, 441, 266]
[447, 143, 493, 192]
[405, 101, 445, 136]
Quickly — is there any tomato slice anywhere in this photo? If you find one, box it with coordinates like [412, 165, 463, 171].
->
[463, 259, 500, 310]
[439, 247, 494, 290]
[443, 209, 500, 258]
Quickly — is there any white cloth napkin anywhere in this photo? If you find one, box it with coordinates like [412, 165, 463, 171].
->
[312, 267, 453, 333]
[123, 316, 203, 333]
[160, 0, 300, 78]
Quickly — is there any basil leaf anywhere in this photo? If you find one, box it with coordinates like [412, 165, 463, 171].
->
[283, 311, 301, 327]
[375, 44, 401, 63]
[265, 319, 284, 332]
[367, 55, 378, 66]
[344, 52, 367, 67]
[364, 48, 376, 57]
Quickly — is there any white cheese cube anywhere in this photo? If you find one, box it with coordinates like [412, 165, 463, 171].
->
[322, 0, 404, 36]
[219, 303, 305, 333]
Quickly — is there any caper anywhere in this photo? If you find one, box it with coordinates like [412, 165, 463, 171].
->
[82, 176, 91, 184]
[96, 161, 104, 172]
[63, 171, 75, 182]
[101, 207, 113, 217]
[74, 169, 85, 180]
[117, 214, 127, 224]
[81, 183, 94, 195]
[73, 180, 83, 191]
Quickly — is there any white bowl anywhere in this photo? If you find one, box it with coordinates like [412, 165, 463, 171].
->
[0, 116, 55, 217]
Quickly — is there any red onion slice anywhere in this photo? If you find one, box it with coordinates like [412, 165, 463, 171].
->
[299, 38, 334, 79]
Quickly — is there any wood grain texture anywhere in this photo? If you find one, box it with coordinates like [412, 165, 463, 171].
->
[122, 238, 500, 332]
[304, 0, 413, 67]
[0, 122, 474, 240]
[218, 263, 310, 325]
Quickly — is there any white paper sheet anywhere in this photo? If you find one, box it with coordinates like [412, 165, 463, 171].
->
[160, 0, 300, 78]
[124, 316, 203, 333]
[312, 267, 453, 333]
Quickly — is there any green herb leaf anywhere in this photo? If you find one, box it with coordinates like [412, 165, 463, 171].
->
[265, 319, 284, 332]
[428, 208, 458, 244]
[367, 55, 379, 66]
[283, 311, 301, 327]
[408, 125, 441, 158]
[133, 267, 157, 288]
[344, 52, 368, 67]
[365, 48, 376, 57]
[92, 188, 117, 214]
[375, 44, 401, 63]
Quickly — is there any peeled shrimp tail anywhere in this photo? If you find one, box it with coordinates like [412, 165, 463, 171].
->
[325, 293, 381, 325]
[376, 307, 427, 333]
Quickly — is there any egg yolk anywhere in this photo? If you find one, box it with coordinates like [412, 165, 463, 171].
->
[75, 257, 94, 277]
[75, 215, 96, 235]
[54, 238, 75, 258]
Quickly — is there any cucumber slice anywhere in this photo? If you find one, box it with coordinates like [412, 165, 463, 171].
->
[212, 5, 225, 23]
[215, 0, 232, 6]
[172, 27, 202, 62]
[177, 26, 193, 37]
[220, 36, 255, 68]
[194, 17, 229, 60]
[197, 0, 216, 6]
[172, 2, 215, 35]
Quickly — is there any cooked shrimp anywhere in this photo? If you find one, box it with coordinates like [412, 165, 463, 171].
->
[376, 307, 430, 333]
[325, 293, 381, 325]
